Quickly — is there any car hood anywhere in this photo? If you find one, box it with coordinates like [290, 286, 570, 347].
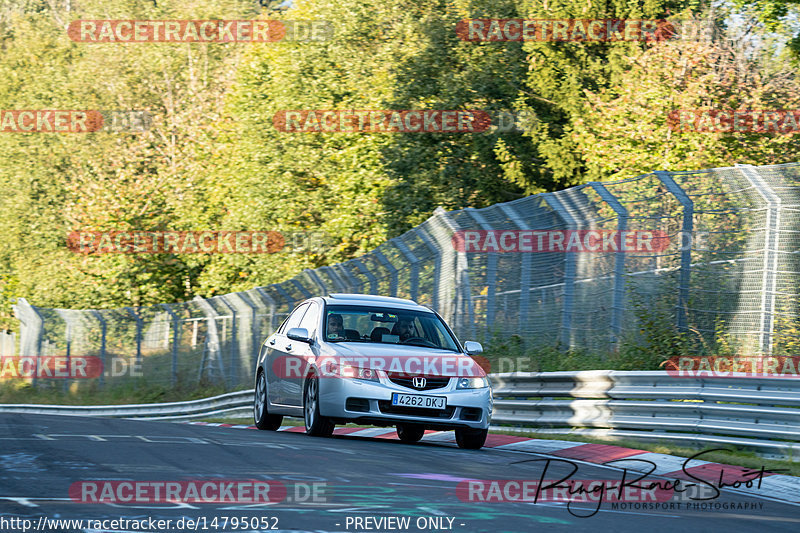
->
[323, 342, 485, 377]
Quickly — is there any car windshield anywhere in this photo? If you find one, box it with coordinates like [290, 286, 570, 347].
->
[324, 305, 460, 351]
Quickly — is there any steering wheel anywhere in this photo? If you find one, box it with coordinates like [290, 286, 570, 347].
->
[401, 336, 436, 347]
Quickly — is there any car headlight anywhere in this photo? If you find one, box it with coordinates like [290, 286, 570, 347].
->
[342, 365, 379, 382]
[456, 376, 489, 389]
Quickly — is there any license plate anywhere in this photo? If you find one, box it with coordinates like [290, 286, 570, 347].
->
[391, 393, 446, 409]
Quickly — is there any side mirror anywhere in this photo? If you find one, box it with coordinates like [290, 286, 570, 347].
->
[463, 341, 483, 355]
[287, 328, 312, 343]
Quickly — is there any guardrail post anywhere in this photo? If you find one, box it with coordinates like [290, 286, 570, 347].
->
[159, 304, 180, 386]
[737, 164, 781, 356]
[590, 182, 629, 347]
[124, 307, 143, 369]
[90, 310, 107, 388]
[655, 171, 693, 333]
[464, 208, 497, 334]
[542, 194, 578, 349]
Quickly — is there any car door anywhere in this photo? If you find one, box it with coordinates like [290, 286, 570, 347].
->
[267, 303, 309, 406]
[284, 301, 320, 407]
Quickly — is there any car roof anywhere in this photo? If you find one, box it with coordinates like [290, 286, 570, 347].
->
[321, 293, 430, 312]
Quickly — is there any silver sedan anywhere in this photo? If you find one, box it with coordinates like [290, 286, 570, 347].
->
[253, 294, 492, 449]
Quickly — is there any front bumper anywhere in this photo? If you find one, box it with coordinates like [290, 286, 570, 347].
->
[318, 374, 492, 430]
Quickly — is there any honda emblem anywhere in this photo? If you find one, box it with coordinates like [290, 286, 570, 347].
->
[412, 377, 426, 388]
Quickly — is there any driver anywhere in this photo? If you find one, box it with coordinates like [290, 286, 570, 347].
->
[327, 313, 344, 339]
[392, 318, 416, 342]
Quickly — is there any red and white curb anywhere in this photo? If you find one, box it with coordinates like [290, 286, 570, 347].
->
[182, 421, 800, 505]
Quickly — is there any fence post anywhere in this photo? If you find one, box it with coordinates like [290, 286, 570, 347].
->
[334, 263, 362, 293]
[290, 279, 313, 299]
[90, 310, 107, 388]
[159, 304, 179, 386]
[319, 266, 348, 293]
[433, 207, 475, 338]
[13, 298, 45, 389]
[590, 182, 629, 347]
[499, 203, 534, 338]
[124, 307, 142, 369]
[255, 287, 278, 332]
[236, 292, 260, 371]
[217, 295, 238, 389]
[414, 227, 440, 311]
[373, 250, 398, 297]
[273, 284, 296, 312]
[193, 296, 225, 384]
[655, 171, 693, 333]
[464, 208, 497, 336]
[392, 238, 420, 301]
[350, 258, 378, 294]
[56, 310, 72, 392]
[737, 164, 781, 355]
[542, 194, 578, 350]
[303, 268, 328, 294]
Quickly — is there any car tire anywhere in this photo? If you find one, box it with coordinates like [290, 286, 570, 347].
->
[455, 428, 488, 449]
[254, 371, 283, 430]
[396, 423, 425, 443]
[304, 371, 335, 437]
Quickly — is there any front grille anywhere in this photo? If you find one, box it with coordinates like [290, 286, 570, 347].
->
[388, 375, 451, 391]
[378, 401, 454, 419]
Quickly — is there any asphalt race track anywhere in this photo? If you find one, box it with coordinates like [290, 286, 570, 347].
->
[1, 414, 798, 533]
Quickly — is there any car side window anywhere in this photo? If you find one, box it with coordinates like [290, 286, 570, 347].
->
[298, 302, 320, 338]
[282, 303, 309, 334]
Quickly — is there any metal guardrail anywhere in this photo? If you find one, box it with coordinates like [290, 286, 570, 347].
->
[489, 371, 800, 458]
[0, 390, 253, 421]
[2, 371, 798, 457]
